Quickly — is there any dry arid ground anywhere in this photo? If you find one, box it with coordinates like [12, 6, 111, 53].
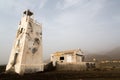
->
[0, 65, 120, 80]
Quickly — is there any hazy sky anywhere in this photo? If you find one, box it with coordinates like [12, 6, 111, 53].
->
[0, 0, 120, 64]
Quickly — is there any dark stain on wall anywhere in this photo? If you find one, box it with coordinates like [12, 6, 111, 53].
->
[31, 38, 40, 54]
[34, 38, 40, 45]
[32, 48, 38, 54]
[12, 53, 18, 67]
[28, 22, 33, 32]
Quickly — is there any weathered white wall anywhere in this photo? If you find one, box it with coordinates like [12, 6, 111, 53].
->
[56, 62, 87, 71]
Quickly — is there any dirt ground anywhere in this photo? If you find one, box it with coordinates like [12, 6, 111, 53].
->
[0, 65, 120, 80]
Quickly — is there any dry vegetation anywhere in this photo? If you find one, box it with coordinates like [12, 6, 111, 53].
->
[0, 65, 120, 80]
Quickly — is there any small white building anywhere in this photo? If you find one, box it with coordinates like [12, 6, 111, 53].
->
[51, 49, 84, 65]
[51, 49, 84, 63]
[51, 49, 95, 71]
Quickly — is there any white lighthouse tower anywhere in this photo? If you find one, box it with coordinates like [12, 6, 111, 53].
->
[6, 10, 44, 74]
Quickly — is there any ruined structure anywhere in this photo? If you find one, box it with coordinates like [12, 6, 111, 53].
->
[6, 10, 44, 74]
[51, 49, 95, 71]
[51, 49, 84, 64]
[5, 10, 96, 74]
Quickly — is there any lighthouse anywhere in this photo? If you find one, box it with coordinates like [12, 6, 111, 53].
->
[6, 10, 44, 74]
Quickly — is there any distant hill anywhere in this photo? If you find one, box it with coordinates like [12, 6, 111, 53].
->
[106, 47, 120, 59]
[85, 47, 120, 61]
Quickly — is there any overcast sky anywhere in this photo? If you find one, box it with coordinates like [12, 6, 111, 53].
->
[0, 0, 120, 64]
